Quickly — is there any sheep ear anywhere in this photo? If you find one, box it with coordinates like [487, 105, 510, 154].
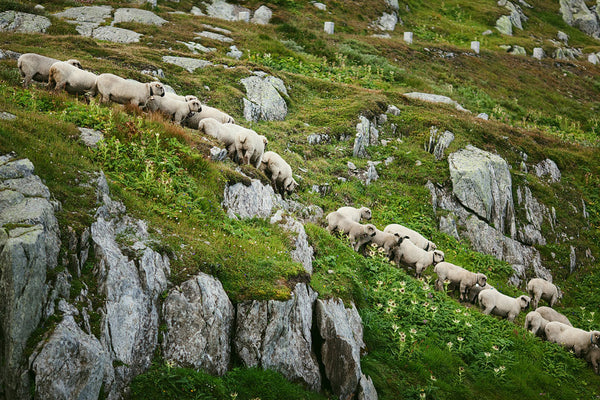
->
[394, 233, 400, 238]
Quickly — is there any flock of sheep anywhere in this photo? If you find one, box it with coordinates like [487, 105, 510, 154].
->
[326, 205, 600, 374]
[16, 53, 298, 197]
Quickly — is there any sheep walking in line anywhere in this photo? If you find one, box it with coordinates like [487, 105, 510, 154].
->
[197, 117, 239, 155]
[478, 290, 530, 322]
[524, 311, 550, 337]
[259, 151, 298, 197]
[534, 306, 572, 327]
[384, 223, 436, 251]
[183, 104, 236, 128]
[433, 261, 487, 301]
[393, 237, 444, 277]
[235, 128, 267, 168]
[544, 321, 600, 357]
[585, 347, 600, 374]
[466, 282, 495, 304]
[163, 92, 198, 103]
[370, 229, 402, 260]
[18, 53, 81, 87]
[527, 278, 560, 309]
[147, 96, 202, 124]
[47, 61, 98, 97]
[95, 73, 165, 107]
[337, 206, 372, 223]
[325, 211, 376, 252]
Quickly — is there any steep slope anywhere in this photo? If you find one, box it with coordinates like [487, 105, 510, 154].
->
[0, 0, 599, 399]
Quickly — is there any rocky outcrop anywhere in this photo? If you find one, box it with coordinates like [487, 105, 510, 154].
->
[517, 186, 549, 246]
[162, 273, 234, 375]
[223, 179, 281, 219]
[0, 154, 60, 399]
[241, 73, 288, 122]
[92, 173, 170, 400]
[234, 284, 321, 390]
[316, 299, 366, 400]
[559, 0, 600, 38]
[534, 158, 561, 183]
[251, 5, 272, 25]
[162, 56, 213, 72]
[448, 145, 516, 238]
[113, 8, 168, 26]
[204, 0, 251, 21]
[30, 315, 108, 400]
[353, 116, 379, 158]
[425, 127, 454, 161]
[92, 26, 142, 43]
[271, 211, 314, 274]
[0, 11, 51, 33]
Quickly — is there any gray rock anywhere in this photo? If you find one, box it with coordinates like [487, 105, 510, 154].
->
[502, 1, 528, 30]
[162, 273, 234, 375]
[366, 161, 379, 185]
[54, 5, 113, 23]
[588, 53, 600, 64]
[533, 47, 545, 59]
[553, 47, 582, 60]
[201, 23, 231, 34]
[559, 0, 599, 37]
[404, 92, 469, 112]
[79, 127, 104, 148]
[426, 127, 454, 161]
[238, 11, 250, 22]
[223, 179, 280, 219]
[516, 186, 548, 246]
[241, 75, 288, 122]
[235, 284, 321, 391]
[313, 2, 327, 11]
[403, 31, 413, 44]
[30, 315, 108, 400]
[92, 26, 142, 43]
[496, 15, 513, 35]
[324, 21, 335, 34]
[509, 45, 526, 55]
[534, 158, 561, 182]
[477, 112, 489, 120]
[113, 8, 167, 26]
[190, 6, 205, 16]
[570, 245, 577, 273]
[439, 214, 460, 240]
[251, 5, 272, 25]
[386, 105, 401, 116]
[316, 299, 365, 400]
[482, 29, 493, 35]
[358, 374, 378, 400]
[205, 0, 251, 21]
[177, 40, 216, 54]
[280, 215, 314, 275]
[0, 111, 16, 120]
[558, 30, 569, 44]
[307, 133, 330, 145]
[226, 45, 243, 59]
[0, 49, 21, 60]
[375, 12, 398, 31]
[195, 30, 233, 42]
[0, 11, 51, 33]
[385, 0, 400, 10]
[448, 145, 516, 236]
[162, 56, 213, 72]
[210, 146, 228, 161]
[471, 41, 480, 54]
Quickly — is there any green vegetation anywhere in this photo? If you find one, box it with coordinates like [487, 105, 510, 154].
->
[1, 0, 599, 398]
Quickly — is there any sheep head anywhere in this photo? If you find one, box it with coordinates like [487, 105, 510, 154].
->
[66, 59, 83, 69]
[188, 99, 202, 113]
[285, 178, 298, 194]
[591, 331, 600, 345]
[185, 95, 199, 102]
[364, 224, 377, 237]
[432, 250, 445, 264]
[427, 241, 437, 251]
[150, 82, 165, 97]
[476, 273, 487, 287]
[360, 207, 372, 220]
[519, 295, 531, 310]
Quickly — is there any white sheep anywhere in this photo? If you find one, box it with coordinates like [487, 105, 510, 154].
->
[585, 346, 600, 374]
[259, 151, 297, 197]
[527, 278, 559, 309]
[18, 53, 81, 87]
[325, 212, 377, 252]
[393, 237, 444, 277]
[197, 117, 238, 155]
[147, 96, 202, 124]
[544, 321, 600, 357]
[235, 128, 267, 168]
[95, 73, 165, 107]
[466, 283, 495, 304]
[534, 306, 572, 327]
[164, 92, 198, 103]
[47, 61, 97, 96]
[370, 229, 402, 260]
[478, 290, 530, 322]
[336, 206, 372, 223]
[384, 223, 436, 251]
[433, 261, 487, 301]
[524, 311, 549, 337]
[183, 104, 235, 128]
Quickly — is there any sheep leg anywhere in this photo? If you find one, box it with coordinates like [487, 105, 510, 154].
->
[482, 305, 494, 315]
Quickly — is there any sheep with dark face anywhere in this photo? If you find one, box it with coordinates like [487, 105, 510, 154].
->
[433, 261, 487, 301]
[18, 53, 81, 87]
[393, 237, 444, 277]
[147, 96, 202, 124]
[384, 223, 436, 251]
[545, 321, 600, 357]
[325, 211, 376, 252]
[337, 206, 372, 223]
[478, 290, 530, 322]
[527, 278, 559, 309]
[96, 73, 165, 107]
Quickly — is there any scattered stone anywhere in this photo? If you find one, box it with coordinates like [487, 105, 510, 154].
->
[162, 56, 213, 72]
[404, 92, 469, 112]
[53, 5, 112, 24]
[477, 112, 489, 120]
[415, 160, 422, 166]
[210, 146, 228, 161]
[223, 179, 280, 219]
[280, 215, 314, 274]
[496, 15, 513, 35]
[251, 5, 272, 25]
[482, 29, 493, 35]
[553, 47, 581, 60]
[426, 127, 455, 161]
[353, 116, 378, 158]
[204, 0, 251, 21]
[313, 2, 327, 10]
[141, 68, 165, 79]
[202, 24, 231, 34]
[238, 11, 250, 22]
[34, 4, 45, 11]
[307, 133, 330, 145]
[92, 26, 142, 43]
[386, 105, 401, 116]
[78, 127, 104, 148]
[384, 157, 394, 166]
[570, 245, 577, 273]
[509, 45, 526, 55]
[195, 30, 233, 42]
[588, 53, 600, 64]
[113, 8, 168, 26]
[226, 45, 243, 59]
[534, 159, 561, 182]
[533, 47, 544, 60]
[0, 49, 21, 60]
[516, 186, 548, 246]
[471, 41, 480, 54]
[190, 6, 205, 16]
[177, 40, 216, 54]
[324, 21, 334, 34]
[403, 31, 413, 44]
[375, 12, 398, 31]
[557, 30, 569, 44]
[0, 112, 16, 120]
[0, 11, 51, 34]
[241, 74, 288, 122]
[358, 374, 378, 400]
[311, 184, 330, 197]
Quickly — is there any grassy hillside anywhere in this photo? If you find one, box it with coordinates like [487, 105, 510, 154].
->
[1, 0, 599, 399]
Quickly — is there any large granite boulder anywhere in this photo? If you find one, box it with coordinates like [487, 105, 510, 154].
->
[113, 8, 168, 26]
[223, 179, 282, 219]
[0, 154, 60, 399]
[241, 73, 288, 122]
[92, 26, 142, 43]
[205, 0, 251, 21]
[53, 5, 113, 37]
[448, 145, 516, 237]
[234, 284, 321, 391]
[0, 11, 51, 33]
[162, 273, 234, 376]
[559, 0, 600, 37]
[251, 5, 272, 25]
[30, 316, 108, 400]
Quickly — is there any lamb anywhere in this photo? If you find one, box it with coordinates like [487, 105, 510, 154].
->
[336, 206, 372, 223]
[259, 151, 298, 197]
[527, 278, 559, 309]
[197, 117, 238, 155]
[433, 261, 487, 301]
[325, 212, 377, 251]
[535, 306, 572, 327]
[370, 229, 402, 260]
[147, 96, 202, 124]
[466, 283, 495, 304]
[95, 73, 165, 107]
[544, 321, 600, 357]
[18, 53, 82, 87]
[393, 237, 444, 277]
[183, 104, 235, 128]
[384, 223, 436, 250]
[585, 347, 600, 374]
[47, 61, 97, 96]
[524, 311, 549, 337]
[478, 290, 530, 322]
[235, 128, 267, 168]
